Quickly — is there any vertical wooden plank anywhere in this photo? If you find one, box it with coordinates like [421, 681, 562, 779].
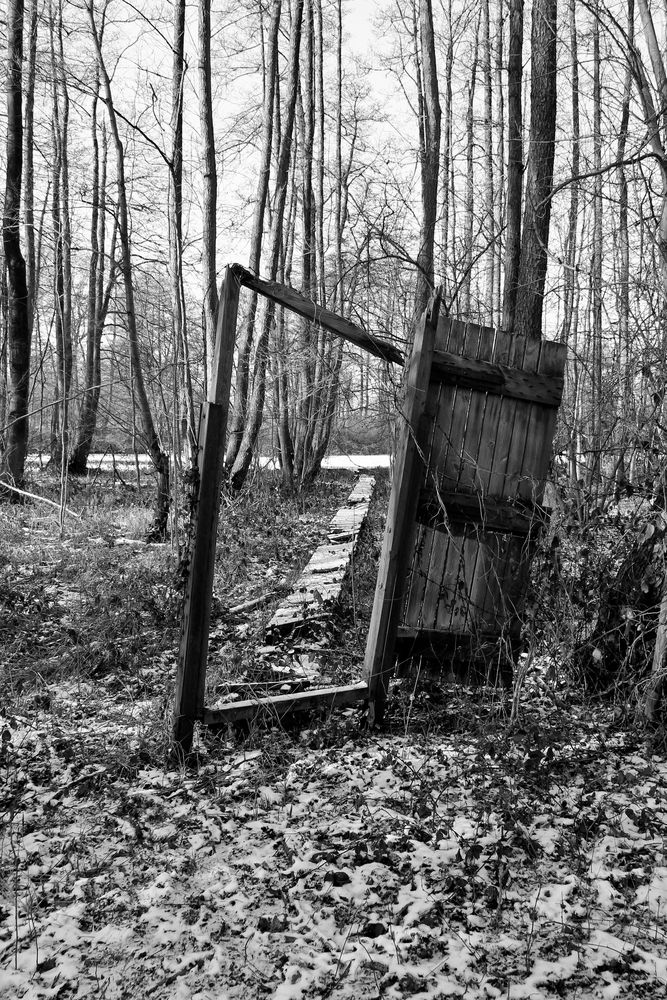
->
[485, 335, 528, 497]
[474, 327, 513, 495]
[403, 319, 461, 629]
[423, 322, 486, 634]
[446, 325, 497, 632]
[173, 267, 240, 752]
[364, 292, 441, 724]
[518, 341, 567, 502]
[502, 336, 542, 497]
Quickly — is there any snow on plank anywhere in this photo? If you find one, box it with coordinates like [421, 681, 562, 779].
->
[266, 474, 375, 639]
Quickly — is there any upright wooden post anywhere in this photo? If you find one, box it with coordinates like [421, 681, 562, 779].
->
[173, 266, 240, 752]
[364, 292, 440, 725]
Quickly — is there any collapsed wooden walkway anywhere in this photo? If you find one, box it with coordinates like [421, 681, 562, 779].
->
[202, 475, 375, 727]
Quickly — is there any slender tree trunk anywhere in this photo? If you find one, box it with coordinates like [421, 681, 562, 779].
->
[229, 0, 304, 490]
[24, 0, 37, 339]
[561, 0, 580, 483]
[493, 1, 504, 325]
[501, 0, 524, 331]
[198, 0, 218, 392]
[70, 110, 116, 474]
[481, 0, 494, 323]
[590, 0, 603, 486]
[1, 0, 32, 490]
[226, 0, 282, 466]
[462, 26, 479, 319]
[87, 0, 170, 539]
[169, 0, 196, 456]
[439, 0, 453, 302]
[614, 0, 634, 498]
[414, 0, 441, 319]
[49, 0, 73, 467]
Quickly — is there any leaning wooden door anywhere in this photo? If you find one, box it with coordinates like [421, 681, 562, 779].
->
[364, 294, 566, 722]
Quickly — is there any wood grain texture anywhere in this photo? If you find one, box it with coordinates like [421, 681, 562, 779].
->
[233, 264, 404, 366]
[364, 293, 441, 720]
[174, 268, 240, 750]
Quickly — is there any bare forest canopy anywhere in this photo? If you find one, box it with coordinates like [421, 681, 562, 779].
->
[1, 0, 667, 511]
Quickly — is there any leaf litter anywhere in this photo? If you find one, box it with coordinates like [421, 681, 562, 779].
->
[2, 471, 667, 998]
[2, 695, 667, 999]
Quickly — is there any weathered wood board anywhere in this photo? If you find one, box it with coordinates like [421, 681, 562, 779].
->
[267, 474, 375, 636]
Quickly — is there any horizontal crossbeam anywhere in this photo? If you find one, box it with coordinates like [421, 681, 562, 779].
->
[430, 350, 564, 406]
[417, 487, 549, 536]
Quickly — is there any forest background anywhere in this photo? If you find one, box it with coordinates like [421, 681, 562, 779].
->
[4, 0, 667, 700]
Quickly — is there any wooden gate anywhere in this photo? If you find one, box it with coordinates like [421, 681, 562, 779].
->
[364, 292, 566, 724]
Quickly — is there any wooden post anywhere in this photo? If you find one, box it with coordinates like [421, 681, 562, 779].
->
[364, 292, 440, 725]
[173, 266, 240, 752]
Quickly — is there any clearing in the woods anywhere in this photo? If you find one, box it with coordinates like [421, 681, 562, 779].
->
[2, 467, 667, 998]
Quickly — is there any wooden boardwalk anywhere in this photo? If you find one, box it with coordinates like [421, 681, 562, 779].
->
[267, 475, 376, 638]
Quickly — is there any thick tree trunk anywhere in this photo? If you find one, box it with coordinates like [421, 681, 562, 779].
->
[513, 0, 557, 341]
[1, 0, 32, 491]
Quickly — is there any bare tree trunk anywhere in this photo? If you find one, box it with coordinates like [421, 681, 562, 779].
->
[226, 0, 282, 466]
[198, 0, 218, 392]
[169, 0, 196, 456]
[462, 24, 479, 319]
[293, 0, 316, 482]
[561, 0, 581, 484]
[513, 0, 557, 341]
[481, 0, 494, 324]
[70, 107, 117, 474]
[1, 0, 32, 490]
[24, 0, 37, 340]
[501, 0, 523, 331]
[590, 0, 603, 487]
[414, 0, 441, 319]
[614, 0, 634, 499]
[229, 0, 304, 490]
[49, 0, 73, 467]
[87, 0, 170, 539]
[493, 1, 504, 325]
[439, 0, 454, 302]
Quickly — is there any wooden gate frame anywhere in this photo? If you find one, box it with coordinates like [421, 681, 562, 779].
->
[173, 270, 564, 751]
[173, 264, 402, 751]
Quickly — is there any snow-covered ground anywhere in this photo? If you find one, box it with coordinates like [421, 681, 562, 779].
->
[2, 695, 667, 999]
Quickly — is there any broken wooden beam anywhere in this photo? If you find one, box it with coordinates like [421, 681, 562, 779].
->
[232, 264, 404, 366]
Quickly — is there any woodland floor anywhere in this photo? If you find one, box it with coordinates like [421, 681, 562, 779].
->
[2, 467, 667, 999]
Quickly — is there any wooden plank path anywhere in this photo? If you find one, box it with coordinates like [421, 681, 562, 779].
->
[266, 474, 376, 638]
